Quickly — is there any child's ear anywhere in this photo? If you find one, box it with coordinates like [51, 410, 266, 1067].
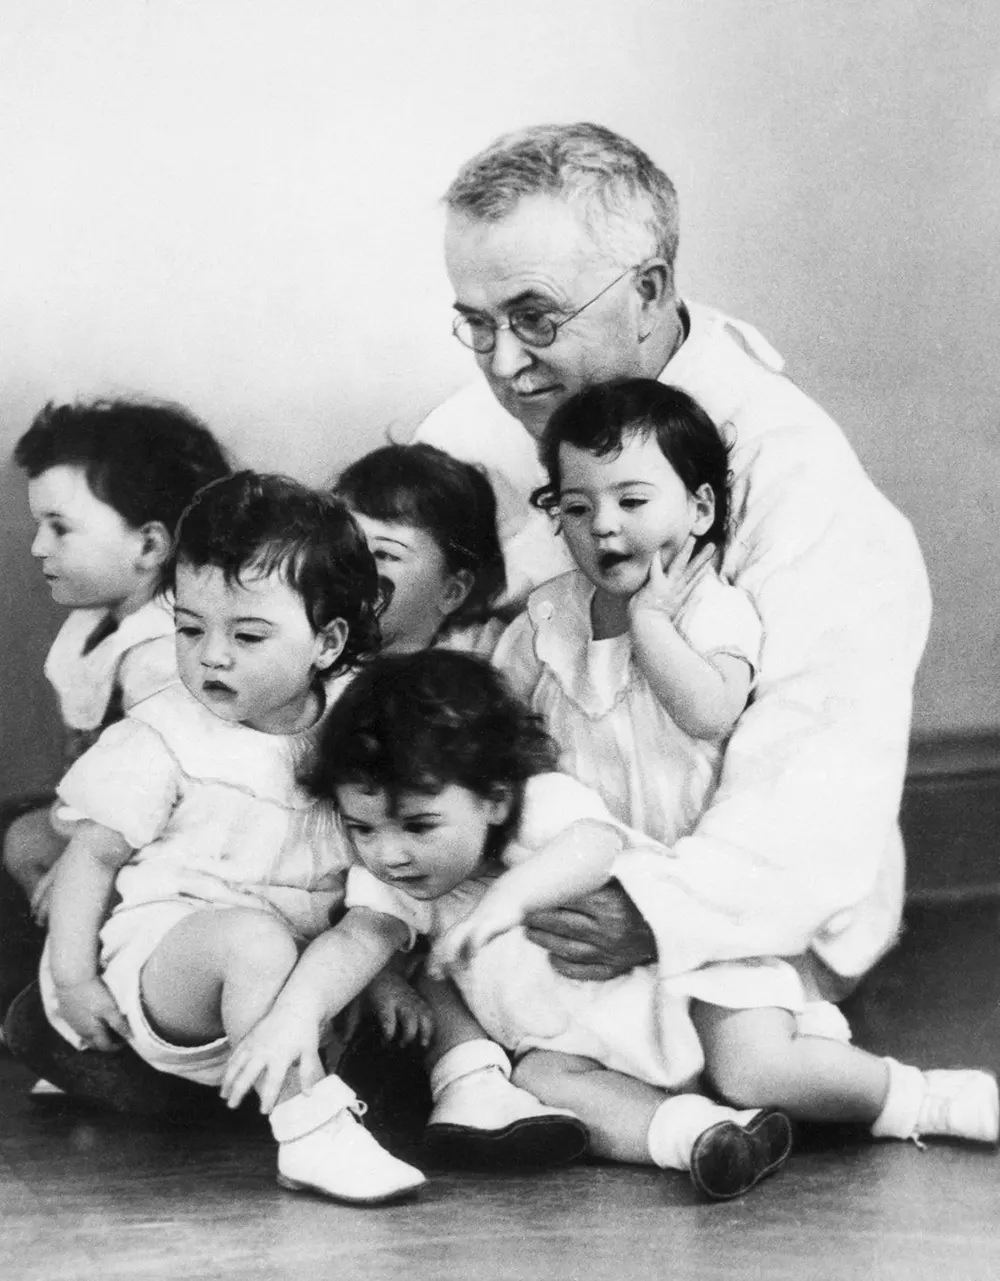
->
[690, 484, 715, 537]
[439, 570, 474, 620]
[314, 617, 349, 672]
[136, 522, 172, 571]
[485, 784, 514, 826]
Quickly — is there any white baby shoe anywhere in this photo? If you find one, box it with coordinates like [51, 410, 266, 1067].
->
[873, 1059, 999, 1145]
[270, 1074, 426, 1205]
[423, 1039, 588, 1169]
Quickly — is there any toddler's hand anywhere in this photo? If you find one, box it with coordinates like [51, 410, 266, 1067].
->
[428, 892, 524, 978]
[630, 535, 716, 623]
[221, 1009, 324, 1115]
[366, 971, 434, 1049]
[54, 977, 129, 1051]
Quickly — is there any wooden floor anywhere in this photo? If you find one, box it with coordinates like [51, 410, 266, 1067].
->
[2, 899, 999, 1281]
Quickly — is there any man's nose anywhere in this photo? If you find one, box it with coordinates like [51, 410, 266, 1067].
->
[488, 325, 534, 379]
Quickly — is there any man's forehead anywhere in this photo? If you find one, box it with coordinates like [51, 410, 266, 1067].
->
[445, 195, 605, 295]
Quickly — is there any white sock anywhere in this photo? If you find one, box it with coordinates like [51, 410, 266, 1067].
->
[429, 1039, 510, 1101]
[647, 1094, 746, 1171]
[870, 1057, 923, 1139]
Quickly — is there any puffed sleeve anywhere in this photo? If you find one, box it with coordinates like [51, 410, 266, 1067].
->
[344, 865, 432, 949]
[513, 774, 662, 867]
[56, 718, 181, 850]
[678, 579, 763, 684]
[491, 610, 540, 705]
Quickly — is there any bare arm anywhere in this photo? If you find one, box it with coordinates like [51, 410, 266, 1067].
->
[429, 820, 624, 975]
[47, 820, 134, 1049]
[221, 906, 409, 1112]
[629, 539, 750, 740]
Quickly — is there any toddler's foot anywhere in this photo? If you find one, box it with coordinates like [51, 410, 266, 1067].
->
[647, 1094, 792, 1201]
[689, 1108, 793, 1201]
[271, 1075, 426, 1206]
[917, 1070, 999, 1143]
[423, 1040, 588, 1169]
[873, 1060, 998, 1145]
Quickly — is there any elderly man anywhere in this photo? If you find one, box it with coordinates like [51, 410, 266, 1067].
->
[414, 122, 931, 1001]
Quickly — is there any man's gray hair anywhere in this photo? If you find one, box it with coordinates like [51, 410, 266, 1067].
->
[444, 122, 679, 273]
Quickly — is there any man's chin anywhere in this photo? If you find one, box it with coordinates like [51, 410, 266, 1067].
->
[495, 387, 566, 437]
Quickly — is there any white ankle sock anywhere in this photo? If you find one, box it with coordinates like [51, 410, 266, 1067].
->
[647, 1094, 745, 1171]
[430, 1039, 510, 1101]
[871, 1057, 923, 1139]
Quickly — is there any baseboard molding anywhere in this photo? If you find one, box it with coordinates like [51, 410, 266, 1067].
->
[906, 732, 1000, 780]
[903, 733, 1000, 903]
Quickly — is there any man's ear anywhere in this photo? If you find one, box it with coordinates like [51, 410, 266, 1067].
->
[439, 569, 474, 620]
[634, 258, 673, 308]
[633, 258, 676, 343]
[314, 617, 349, 672]
[690, 483, 716, 537]
[136, 522, 173, 571]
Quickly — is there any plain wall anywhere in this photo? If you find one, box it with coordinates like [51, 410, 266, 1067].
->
[2, 0, 999, 795]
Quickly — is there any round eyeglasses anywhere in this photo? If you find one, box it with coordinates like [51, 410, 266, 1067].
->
[451, 265, 638, 354]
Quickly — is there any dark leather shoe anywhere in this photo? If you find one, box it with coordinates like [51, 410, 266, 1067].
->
[689, 1107, 793, 1200]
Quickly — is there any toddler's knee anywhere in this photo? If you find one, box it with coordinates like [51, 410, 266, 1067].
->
[705, 1050, 786, 1110]
[3, 814, 38, 880]
[217, 910, 298, 972]
[512, 1050, 588, 1097]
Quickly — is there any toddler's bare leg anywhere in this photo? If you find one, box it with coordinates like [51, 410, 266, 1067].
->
[140, 907, 299, 1094]
[514, 1048, 661, 1161]
[693, 1002, 889, 1121]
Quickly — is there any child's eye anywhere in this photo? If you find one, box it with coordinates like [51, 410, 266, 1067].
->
[346, 824, 374, 841]
[175, 624, 202, 639]
[404, 822, 436, 836]
[559, 502, 589, 519]
[374, 549, 400, 565]
[235, 633, 267, 645]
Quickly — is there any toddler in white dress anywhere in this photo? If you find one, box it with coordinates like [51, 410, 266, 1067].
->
[41, 471, 429, 1206]
[489, 379, 997, 1155]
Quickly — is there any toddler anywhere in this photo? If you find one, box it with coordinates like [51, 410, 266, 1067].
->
[2, 399, 229, 1010]
[335, 442, 506, 656]
[40, 472, 427, 1204]
[486, 378, 997, 1152]
[221, 650, 793, 1201]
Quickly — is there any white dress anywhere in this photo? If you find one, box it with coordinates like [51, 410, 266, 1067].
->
[346, 773, 806, 1091]
[495, 569, 763, 847]
[41, 680, 352, 1051]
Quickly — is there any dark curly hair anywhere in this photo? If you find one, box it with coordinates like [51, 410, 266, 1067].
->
[531, 380, 732, 555]
[335, 443, 506, 630]
[14, 398, 231, 535]
[165, 471, 381, 672]
[310, 650, 557, 861]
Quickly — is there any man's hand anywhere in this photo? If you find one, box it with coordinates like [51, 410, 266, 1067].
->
[54, 977, 130, 1051]
[523, 883, 656, 980]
